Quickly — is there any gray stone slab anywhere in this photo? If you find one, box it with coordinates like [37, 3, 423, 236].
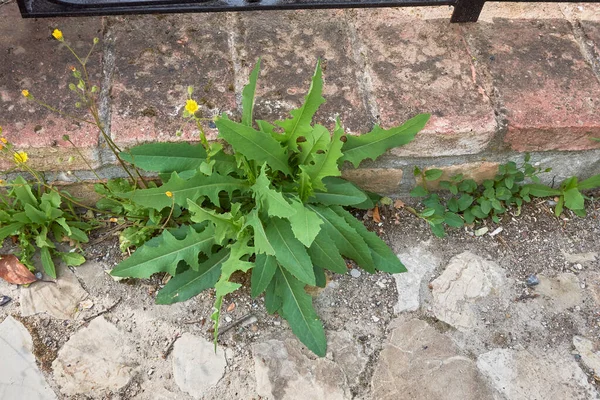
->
[172, 333, 226, 399]
[253, 338, 349, 400]
[430, 251, 509, 331]
[0, 316, 57, 400]
[573, 336, 600, 376]
[394, 244, 440, 313]
[534, 273, 583, 311]
[20, 264, 88, 320]
[52, 316, 137, 396]
[477, 348, 599, 400]
[372, 318, 495, 400]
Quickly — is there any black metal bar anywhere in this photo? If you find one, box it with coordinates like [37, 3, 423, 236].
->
[451, 0, 484, 22]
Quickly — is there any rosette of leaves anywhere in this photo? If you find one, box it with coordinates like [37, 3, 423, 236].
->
[110, 60, 430, 356]
[0, 177, 89, 277]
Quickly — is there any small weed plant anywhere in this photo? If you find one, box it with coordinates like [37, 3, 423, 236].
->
[411, 154, 600, 237]
[107, 60, 430, 355]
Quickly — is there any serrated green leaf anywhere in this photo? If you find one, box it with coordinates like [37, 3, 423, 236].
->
[40, 247, 56, 279]
[10, 176, 37, 207]
[307, 229, 347, 274]
[216, 116, 292, 175]
[524, 184, 561, 197]
[578, 174, 600, 191]
[306, 204, 375, 273]
[24, 204, 47, 225]
[303, 119, 344, 191]
[265, 277, 282, 314]
[58, 252, 86, 267]
[123, 171, 248, 211]
[0, 222, 24, 242]
[111, 226, 215, 278]
[297, 124, 331, 165]
[287, 199, 322, 247]
[341, 114, 429, 167]
[313, 265, 326, 288]
[242, 59, 261, 126]
[311, 177, 368, 206]
[67, 226, 89, 243]
[252, 165, 296, 218]
[156, 248, 229, 304]
[251, 253, 277, 298]
[297, 166, 314, 203]
[246, 209, 276, 255]
[275, 60, 325, 145]
[564, 188, 585, 210]
[278, 266, 327, 357]
[331, 206, 406, 274]
[265, 218, 315, 286]
[188, 200, 242, 244]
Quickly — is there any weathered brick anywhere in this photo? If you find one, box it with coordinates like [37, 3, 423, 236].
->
[464, 19, 600, 152]
[108, 14, 236, 149]
[342, 168, 404, 195]
[415, 162, 499, 189]
[235, 10, 370, 134]
[351, 9, 496, 157]
[0, 4, 102, 171]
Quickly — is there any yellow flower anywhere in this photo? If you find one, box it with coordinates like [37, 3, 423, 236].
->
[185, 99, 199, 114]
[165, 191, 173, 198]
[0, 138, 6, 144]
[14, 151, 28, 164]
[21, 89, 30, 98]
[52, 29, 63, 41]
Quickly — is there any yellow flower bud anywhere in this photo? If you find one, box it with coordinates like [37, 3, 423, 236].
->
[165, 191, 173, 198]
[185, 99, 199, 114]
[14, 151, 28, 164]
[52, 29, 63, 41]
[21, 89, 30, 98]
[0, 138, 6, 144]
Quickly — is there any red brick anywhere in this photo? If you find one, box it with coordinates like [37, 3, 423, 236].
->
[108, 14, 237, 148]
[351, 9, 496, 157]
[342, 168, 404, 194]
[235, 10, 371, 134]
[0, 4, 102, 171]
[463, 19, 600, 152]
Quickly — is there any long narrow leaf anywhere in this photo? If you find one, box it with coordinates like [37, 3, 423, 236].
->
[242, 59, 261, 127]
[251, 253, 277, 298]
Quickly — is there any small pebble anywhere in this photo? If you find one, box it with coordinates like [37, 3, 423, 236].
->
[372, 316, 380, 323]
[575, 263, 583, 270]
[526, 275, 540, 287]
[350, 269, 361, 278]
[35, 272, 43, 280]
[0, 296, 11, 307]
[225, 316, 232, 323]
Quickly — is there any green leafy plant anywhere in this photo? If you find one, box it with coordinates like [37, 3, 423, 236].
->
[410, 155, 600, 237]
[0, 176, 89, 277]
[109, 59, 430, 356]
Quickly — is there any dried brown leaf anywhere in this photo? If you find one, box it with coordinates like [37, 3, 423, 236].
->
[372, 205, 381, 223]
[0, 254, 37, 285]
[226, 302, 236, 312]
[393, 199, 405, 209]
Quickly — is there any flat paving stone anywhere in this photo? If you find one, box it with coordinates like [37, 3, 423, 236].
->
[464, 19, 600, 152]
[0, 316, 57, 400]
[394, 244, 440, 313]
[172, 333, 226, 399]
[372, 318, 495, 400]
[430, 251, 509, 331]
[534, 272, 582, 311]
[573, 335, 600, 376]
[477, 348, 599, 400]
[108, 14, 236, 148]
[0, 3, 102, 171]
[52, 316, 137, 396]
[236, 10, 371, 135]
[352, 9, 496, 157]
[253, 338, 348, 400]
[20, 264, 88, 320]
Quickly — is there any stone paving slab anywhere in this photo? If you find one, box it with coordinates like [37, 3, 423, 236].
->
[351, 8, 497, 157]
[0, 5, 102, 171]
[107, 14, 237, 148]
[463, 18, 600, 152]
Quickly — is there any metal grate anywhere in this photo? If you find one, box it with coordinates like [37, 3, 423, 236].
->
[15, 0, 600, 22]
